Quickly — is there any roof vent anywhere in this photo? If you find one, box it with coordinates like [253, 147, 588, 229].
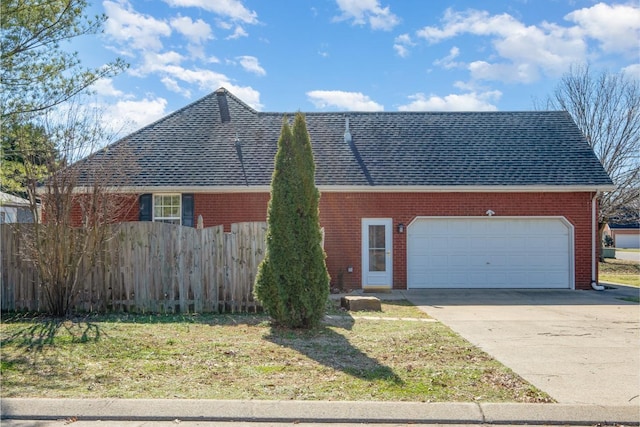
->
[344, 117, 352, 143]
[216, 89, 231, 123]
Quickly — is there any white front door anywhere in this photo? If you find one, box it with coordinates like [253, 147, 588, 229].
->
[362, 218, 393, 289]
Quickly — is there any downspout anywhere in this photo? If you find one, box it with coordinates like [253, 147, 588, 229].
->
[591, 191, 605, 291]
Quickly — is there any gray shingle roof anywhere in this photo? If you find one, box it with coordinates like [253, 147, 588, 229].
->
[76, 87, 613, 189]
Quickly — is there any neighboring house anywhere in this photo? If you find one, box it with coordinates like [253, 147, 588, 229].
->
[71, 88, 614, 291]
[608, 222, 640, 249]
[0, 192, 35, 224]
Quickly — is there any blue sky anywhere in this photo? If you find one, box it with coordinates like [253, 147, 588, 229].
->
[76, 0, 639, 133]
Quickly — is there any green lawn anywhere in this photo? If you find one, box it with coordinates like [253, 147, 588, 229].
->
[0, 301, 551, 403]
[600, 258, 640, 287]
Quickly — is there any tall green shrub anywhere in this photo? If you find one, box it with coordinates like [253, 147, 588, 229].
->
[254, 113, 330, 328]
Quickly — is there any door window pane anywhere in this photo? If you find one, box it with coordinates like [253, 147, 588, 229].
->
[368, 225, 386, 272]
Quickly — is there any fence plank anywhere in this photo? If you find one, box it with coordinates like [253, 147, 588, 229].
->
[0, 222, 266, 314]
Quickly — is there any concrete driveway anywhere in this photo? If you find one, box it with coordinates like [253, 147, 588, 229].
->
[402, 287, 640, 406]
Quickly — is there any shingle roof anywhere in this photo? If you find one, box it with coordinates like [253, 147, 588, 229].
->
[75, 87, 613, 189]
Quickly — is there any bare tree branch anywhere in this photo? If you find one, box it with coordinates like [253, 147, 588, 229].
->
[538, 64, 640, 228]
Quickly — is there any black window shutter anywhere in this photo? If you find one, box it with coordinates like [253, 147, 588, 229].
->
[139, 193, 152, 221]
[182, 194, 194, 227]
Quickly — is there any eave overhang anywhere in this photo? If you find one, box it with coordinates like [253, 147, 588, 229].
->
[62, 184, 617, 194]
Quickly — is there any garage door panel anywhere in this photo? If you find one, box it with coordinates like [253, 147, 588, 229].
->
[447, 221, 470, 233]
[505, 239, 526, 251]
[546, 255, 568, 268]
[450, 271, 473, 286]
[546, 272, 570, 287]
[447, 236, 468, 250]
[526, 236, 550, 250]
[545, 221, 572, 234]
[615, 234, 640, 249]
[523, 254, 547, 267]
[469, 238, 487, 250]
[408, 218, 572, 289]
[424, 254, 449, 267]
[487, 272, 508, 285]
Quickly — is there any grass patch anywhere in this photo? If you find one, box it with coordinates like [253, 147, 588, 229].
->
[0, 301, 551, 403]
[330, 298, 432, 319]
[619, 297, 640, 303]
[600, 258, 640, 287]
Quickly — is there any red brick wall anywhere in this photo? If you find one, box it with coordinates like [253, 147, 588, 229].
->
[194, 193, 270, 230]
[319, 192, 594, 291]
[67, 194, 138, 226]
[107, 191, 597, 291]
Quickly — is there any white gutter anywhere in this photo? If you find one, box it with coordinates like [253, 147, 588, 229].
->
[61, 184, 617, 195]
[591, 191, 605, 291]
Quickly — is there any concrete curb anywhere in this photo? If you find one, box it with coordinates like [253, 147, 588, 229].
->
[2, 399, 638, 425]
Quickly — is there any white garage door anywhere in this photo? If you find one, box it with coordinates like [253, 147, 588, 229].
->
[407, 217, 573, 289]
[615, 234, 640, 249]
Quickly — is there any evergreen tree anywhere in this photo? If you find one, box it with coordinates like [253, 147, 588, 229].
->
[254, 113, 330, 328]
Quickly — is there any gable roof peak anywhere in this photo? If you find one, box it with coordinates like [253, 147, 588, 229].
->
[215, 87, 259, 115]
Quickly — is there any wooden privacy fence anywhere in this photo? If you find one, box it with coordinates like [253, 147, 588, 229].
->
[0, 221, 267, 314]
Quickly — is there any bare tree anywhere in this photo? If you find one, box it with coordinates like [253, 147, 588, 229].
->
[539, 64, 640, 235]
[16, 101, 137, 316]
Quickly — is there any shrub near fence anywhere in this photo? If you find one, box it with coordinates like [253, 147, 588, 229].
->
[0, 222, 267, 314]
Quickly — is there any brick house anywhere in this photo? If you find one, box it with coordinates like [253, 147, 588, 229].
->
[608, 222, 640, 249]
[73, 88, 613, 291]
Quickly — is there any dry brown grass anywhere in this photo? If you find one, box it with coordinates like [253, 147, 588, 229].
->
[0, 301, 552, 402]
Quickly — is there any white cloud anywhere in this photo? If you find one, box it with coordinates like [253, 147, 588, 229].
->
[103, 1, 171, 52]
[170, 16, 213, 44]
[416, 8, 588, 82]
[393, 33, 414, 58]
[106, 97, 169, 132]
[468, 61, 540, 84]
[236, 56, 266, 76]
[224, 85, 262, 110]
[162, 66, 230, 90]
[132, 51, 185, 76]
[622, 63, 640, 79]
[318, 43, 330, 58]
[398, 91, 501, 111]
[119, 46, 262, 108]
[226, 25, 249, 40]
[307, 90, 384, 111]
[565, 3, 640, 55]
[161, 77, 191, 97]
[163, 0, 258, 24]
[154, 64, 263, 109]
[333, 0, 400, 31]
[393, 44, 409, 58]
[434, 46, 462, 69]
[92, 78, 125, 97]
